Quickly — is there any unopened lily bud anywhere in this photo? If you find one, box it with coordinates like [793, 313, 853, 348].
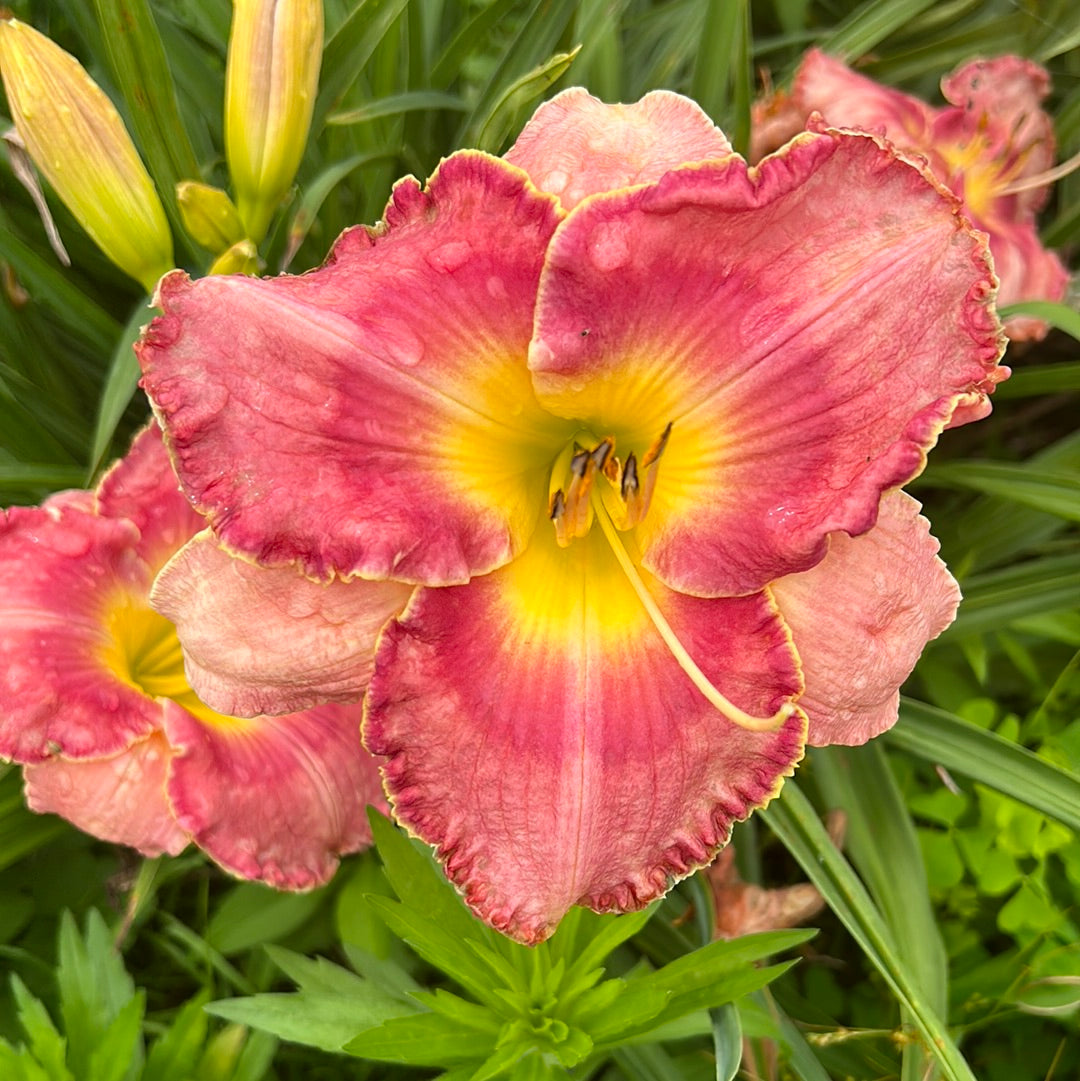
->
[208, 237, 260, 276]
[225, 0, 322, 243]
[177, 180, 245, 254]
[0, 18, 174, 292]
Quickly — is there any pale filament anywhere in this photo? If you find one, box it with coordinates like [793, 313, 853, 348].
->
[592, 498, 796, 734]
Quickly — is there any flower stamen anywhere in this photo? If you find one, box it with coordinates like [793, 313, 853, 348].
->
[592, 498, 796, 733]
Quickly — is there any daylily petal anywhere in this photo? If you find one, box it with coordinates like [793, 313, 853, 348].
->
[139, 151, 567, 585]
[771, 491, 959, 747]
[365, 526, 804, 944]
[23, 731, 187, 856]
[791, 50, 937, 148]
[939, 56, 1054, 211]
[505, 88, 732, 208]
[151, 530, 412, 716]
[163, 701, 383, 889]
[758, 50, 1067, 339]
[0, 502, 160, 763]
[530, 129, 1004, 598]
[96, 421, 205, 573]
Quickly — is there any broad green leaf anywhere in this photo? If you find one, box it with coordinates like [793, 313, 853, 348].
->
[367, 811, 506, 958]
[205, 882, 326, 956]
[340, 943, 422, 1003]
[409, 988, 500, 1032]
[264, 946, 372, 995]
[0, 464, 86, 489]
[364, 896, 508, 1006]
[10, 975, 72, 1081]
[920, 461, 1080, 521]
[206, 989, 407, 1054]
[343, 1012, 496, 1065]
[762, 782, 977, 1081]
[691, 0, 742, 124]
[57, 910, 137, 1080]
[142, 992, 210, 1081]
[85, 993, 144, 1081]
[887, 699, 1080, 834]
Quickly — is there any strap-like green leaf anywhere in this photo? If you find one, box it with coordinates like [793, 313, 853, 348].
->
[762, 782, 977, 1081]
[919, 460, 1080, 522]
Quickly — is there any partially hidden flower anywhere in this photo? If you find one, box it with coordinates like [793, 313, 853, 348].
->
[138, 89, 1004, 942]
[751, 50, 1070, 340]
[0, 18, 174, 292]
[225, 0, 323, 244]
[0, 423, 400, 888]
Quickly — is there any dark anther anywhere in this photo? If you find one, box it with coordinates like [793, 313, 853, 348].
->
[570, 449, 589, 477]
[549, 489, 566, 520]
[590, 438, 613, 472]
[621, 452, 639, 499]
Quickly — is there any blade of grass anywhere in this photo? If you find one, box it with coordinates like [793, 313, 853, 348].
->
[761, 780, 976, 1081]
[998, 301, 1080, 341]
[817, 0, 940, 59]
[994, 362, 1080, 399]
[918, 461, 1080, 522]
[887, 699, 1080, 833]
[312, 0, 412, 133]
[87, 299, 152, 480]
[811, 743, 946, 1081]
[328, 90, 467, 125]
[943, 553, 1080, 638]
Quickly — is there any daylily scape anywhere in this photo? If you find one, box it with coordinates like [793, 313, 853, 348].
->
[130, 89, 1005, 943]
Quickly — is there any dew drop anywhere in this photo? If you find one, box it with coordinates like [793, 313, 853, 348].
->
[388, 325, 424, 367]
[541, 169, 569, 196]
[587, 221, 631, 272]
[427, 240, 471, 273]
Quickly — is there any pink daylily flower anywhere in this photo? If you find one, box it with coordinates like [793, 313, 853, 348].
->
[751, 50, 1070, 340]
[138, 89, 1005, 943]
[0, 424, 394, 888]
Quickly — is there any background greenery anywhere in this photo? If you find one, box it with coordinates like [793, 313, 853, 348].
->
[0, 0, 1078, 1078]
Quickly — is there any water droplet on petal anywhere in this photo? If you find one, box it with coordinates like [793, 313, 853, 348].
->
[387, 325, 424, 367]
[541, 170, 569, 195]
[587, 221, 631, 272]
[427, 240, 472, 273]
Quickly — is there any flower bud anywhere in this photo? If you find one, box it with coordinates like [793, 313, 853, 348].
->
[0, 18, 174, 291]
[177, 180, 245, 254]
[208, 237, 260, 277]
[225, 0, 323, 243]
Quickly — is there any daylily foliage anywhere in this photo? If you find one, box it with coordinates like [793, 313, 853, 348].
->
[138, 89, 1005, 943]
